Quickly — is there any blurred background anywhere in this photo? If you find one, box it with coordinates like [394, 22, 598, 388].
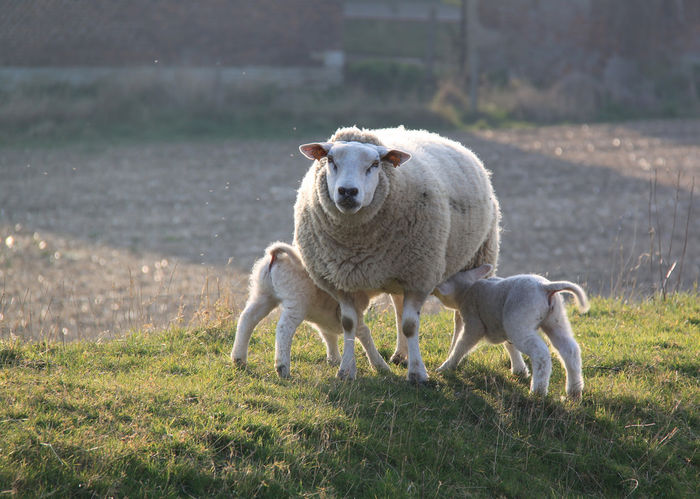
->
[1, 0, 699, 139]
[0, 0, 698, 340]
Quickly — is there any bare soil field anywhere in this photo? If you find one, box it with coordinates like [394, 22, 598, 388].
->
[1, 119, 698, 340]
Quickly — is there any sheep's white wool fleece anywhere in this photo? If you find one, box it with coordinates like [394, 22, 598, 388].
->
[294, 126, 500, 294]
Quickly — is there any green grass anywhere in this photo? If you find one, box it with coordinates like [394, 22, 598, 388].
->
[1, 295, 698, 497]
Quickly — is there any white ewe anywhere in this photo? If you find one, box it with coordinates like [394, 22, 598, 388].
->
[230, 242, 391, 378]
[295, 126, 500, 382]
[433, 264, 589, 399]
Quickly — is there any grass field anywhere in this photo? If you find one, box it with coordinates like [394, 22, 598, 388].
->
[1, 295, 698, 497]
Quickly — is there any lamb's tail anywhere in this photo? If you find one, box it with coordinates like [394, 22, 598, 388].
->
[543, 281, 590, 313]
[265, 241, 304, 272]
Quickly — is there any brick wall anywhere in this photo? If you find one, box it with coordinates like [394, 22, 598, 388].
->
[0, 0, 342, 67]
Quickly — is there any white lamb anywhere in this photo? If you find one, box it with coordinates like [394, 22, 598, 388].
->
[433, 264, 589, 399]
[295, 126, 500, 382]
[230, 242, 391, 378]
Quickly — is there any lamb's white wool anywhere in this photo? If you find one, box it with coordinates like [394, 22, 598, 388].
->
[295, 126, 500, 382]
[230, 242, 390, 378]
[434, 264, 589, 399]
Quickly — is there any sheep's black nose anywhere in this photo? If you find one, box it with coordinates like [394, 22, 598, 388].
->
[338, 186, 358, 197]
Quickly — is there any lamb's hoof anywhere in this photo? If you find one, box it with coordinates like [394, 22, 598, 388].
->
[336, 367, 357, 380]
[231, 357, 246, 367]
[512, 369, 530, 380]
[276, 364, 290, 379]
[435, 363, 451, 374]
[407, 370, 429, 385]
[390, 352, 408, 366]
[375, 360, 392, 373]
[327, 357, 341, 367]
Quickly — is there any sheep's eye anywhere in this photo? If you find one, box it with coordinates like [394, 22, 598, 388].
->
[366, 160, 379, 174]
[327, 157, 337, 171]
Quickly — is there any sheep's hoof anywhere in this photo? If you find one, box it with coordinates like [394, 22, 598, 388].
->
[407, 370, 429, 385]
[327, 357, 341, 366]
[276, 364, 290, 379]
[336, 367, 357, 380]
[390, 352, 408, 366]
[567, 389, 583, 401]
[231, 357, 247, 367]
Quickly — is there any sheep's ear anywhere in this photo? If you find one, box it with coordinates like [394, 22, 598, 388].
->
[378, 147, 411, 167]
[299, 142, 332, 161]
[469, 264, 493, 280]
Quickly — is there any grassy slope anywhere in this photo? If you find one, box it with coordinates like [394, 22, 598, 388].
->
[1, 295, 698, 497]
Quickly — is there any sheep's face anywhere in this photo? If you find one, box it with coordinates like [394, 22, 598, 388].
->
[299, 141, 411, 215]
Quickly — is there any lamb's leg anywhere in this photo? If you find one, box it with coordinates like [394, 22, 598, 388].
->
[318, 330, 341, 366]
[508, 331, 552, 396]
[437, 315, 483, 372]
[230, 296, 277, 365]
[389, 293, 408, 366]
[356, 323, 391, 373]
[447, 310, 464, 358]
[274, 307, 304, 378]
[542, 304, 583, 400]
[503, 341, 529, 377]
[402, 290, 430, 383]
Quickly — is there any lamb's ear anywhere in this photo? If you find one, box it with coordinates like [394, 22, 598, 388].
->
[378, 147, 411, 167]
[299, 142, 332, 161]
[435, 280, 455, 296]
[468, 264, 493, 280]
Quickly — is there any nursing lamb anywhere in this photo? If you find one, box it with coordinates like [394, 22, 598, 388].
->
[434, 264, 589, 399]
[294, 126, 500, 382]
[230, 242, 391, 378]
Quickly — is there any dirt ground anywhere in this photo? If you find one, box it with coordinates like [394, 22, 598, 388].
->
[1, 119, 698, 341]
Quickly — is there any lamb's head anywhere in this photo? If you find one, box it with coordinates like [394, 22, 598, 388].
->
[433, 264, 493, 307]
[299, 141, 411, 214]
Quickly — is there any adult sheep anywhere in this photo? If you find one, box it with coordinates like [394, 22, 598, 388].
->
[294, 126, 500, 383]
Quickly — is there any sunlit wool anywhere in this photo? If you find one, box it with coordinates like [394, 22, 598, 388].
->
[293, 126, 501, 382]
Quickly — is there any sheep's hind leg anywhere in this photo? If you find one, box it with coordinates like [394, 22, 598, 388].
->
[402, 291, 430, 384]
[231, 296, 277, 365]
[508, 331, 552, 396]
[542, 304, 583, 400]
[389, 294, 408, 366]
[503, 341, 529, 377]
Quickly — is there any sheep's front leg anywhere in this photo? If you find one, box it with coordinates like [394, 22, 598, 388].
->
[437, 315, 483, 372]
[389, 293, 408, 366]
[336, 294, 360, 380]
[447, 310, 464, 358]
[318, 331, 341, 366]
[402, 290, 430, 383]
[356, 323, 391, 372]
